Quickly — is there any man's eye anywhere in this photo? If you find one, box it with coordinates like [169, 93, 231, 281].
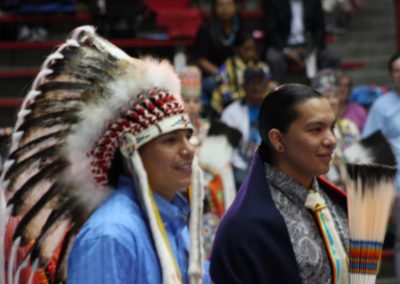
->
[310, 127, 321, 133]
[163, 137, 176, 144]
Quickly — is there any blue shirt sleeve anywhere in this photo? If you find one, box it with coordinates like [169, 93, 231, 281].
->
[362, 99, 383, 138]
[67, 234, 136, 284]
[203, 260, 212, 284]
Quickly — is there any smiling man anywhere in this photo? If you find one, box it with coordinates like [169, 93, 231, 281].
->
[210, 83, 349, 284]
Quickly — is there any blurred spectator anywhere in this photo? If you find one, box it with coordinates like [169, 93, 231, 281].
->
[336, 71, 368, 132]
[197, 120, 242, 258]
[90, 0, 146, 38]
[312, 69, 360, 188]
[221, 67, 275, 188]
[179, 65, 210, 148]
[322, 0, 352, 35]
[193, 0, 244, 111]
[348, 84, 386, 111]
[262, 0, 341, 83]
[362, 52, 400, 284]
[0, 0, 79, 41]
[211, 31, 271, 115]
[179, 68, 243, 258]
[0, 0, 77, 13]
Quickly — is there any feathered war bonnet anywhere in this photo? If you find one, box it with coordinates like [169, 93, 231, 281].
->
[0, 26, 204, 284]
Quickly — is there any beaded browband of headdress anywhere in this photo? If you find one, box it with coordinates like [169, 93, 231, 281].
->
[90, 89, 192, 186]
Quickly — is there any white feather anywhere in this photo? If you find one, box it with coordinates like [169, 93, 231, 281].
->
[343, 143, 373, 164]
[198, 136, 234, 171]
[7, 237, 20, 284]
[13, 256, 28, 284]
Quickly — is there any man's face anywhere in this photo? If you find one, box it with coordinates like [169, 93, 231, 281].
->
[237, 39, 258, 64]
[139, 129, 194, 200]
[183, 95, 202, 119]
[215, 0, 236, 22]
[391, 58, 400, 91]
[337, 76, 351, 104]
[244, 77, 268, 106]
[274, 97, 337, 188]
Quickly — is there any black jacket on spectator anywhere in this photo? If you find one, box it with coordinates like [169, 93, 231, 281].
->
[262, 0, 326, 50]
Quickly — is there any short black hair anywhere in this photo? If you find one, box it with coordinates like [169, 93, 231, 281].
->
[211, 0, 239, 17]
[232, 31, 254, 48]
[388, 52, 400, 73]
[258, 83, 323, 163]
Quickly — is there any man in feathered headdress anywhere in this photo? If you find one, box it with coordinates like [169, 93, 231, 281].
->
[0, 26, 209, 284]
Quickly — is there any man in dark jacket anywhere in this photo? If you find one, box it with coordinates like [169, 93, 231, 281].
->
[262, 0, 340, 83]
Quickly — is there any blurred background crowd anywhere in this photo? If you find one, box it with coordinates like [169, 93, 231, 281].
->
[0, 0, 398, 282]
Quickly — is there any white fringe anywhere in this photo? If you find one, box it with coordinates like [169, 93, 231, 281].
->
[27, 259, 39, 284]
[7, 237, 21, 284]
[13, 256, 29, 284]
[188, 156, 204, 284]
[349, 273, 376, 284]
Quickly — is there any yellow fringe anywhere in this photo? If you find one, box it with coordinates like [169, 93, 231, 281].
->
[149, 186, 182, 282]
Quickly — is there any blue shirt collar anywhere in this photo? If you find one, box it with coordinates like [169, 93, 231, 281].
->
[117, 175, 190, 232]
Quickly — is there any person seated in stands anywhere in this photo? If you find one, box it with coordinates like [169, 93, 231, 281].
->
[211, 31, 271, 115]
[220, 67, 276, 188]
[179, 65, 210, 149]
[312, 68, 360, 188]
[262, 0, 341, 83]
[193, 0, 244, 113]
[322, 0, 353, 35]
[335, 71, 368, 132]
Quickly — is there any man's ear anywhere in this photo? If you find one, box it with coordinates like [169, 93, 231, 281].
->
[268, 129, 284, 153]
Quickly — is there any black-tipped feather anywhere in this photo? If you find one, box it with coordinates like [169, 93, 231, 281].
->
[16, 111, 79, 132]
[346, 163, 397, 189]
[8, 160, 68, 214]
[207, 120, 242, 148]
[38, 81, 89, 93]
[9, 130, 69, 161]
[5, 145, 61, 182]
[54, 225, 78, 283]
[26, 100, 82, 119]
[28, 200, 75, 266]
[13, 182, 63, 245]
[344, 130, 396, 166]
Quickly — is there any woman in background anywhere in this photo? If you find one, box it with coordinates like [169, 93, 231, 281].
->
[211, 32, 271, 115]
[193, 0, 243, 112]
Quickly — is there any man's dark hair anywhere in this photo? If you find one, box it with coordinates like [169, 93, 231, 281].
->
[258, 83, 323, 163]
[388, 52, 400, 73]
